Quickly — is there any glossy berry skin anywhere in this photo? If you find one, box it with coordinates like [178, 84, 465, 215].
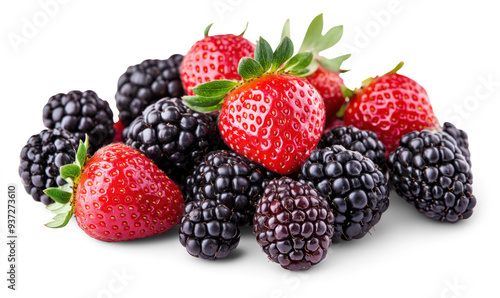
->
[344, 73, 439, 154]
[43, 90, 115, 153]
[319, 126, 386, 172]
[74, 143, 184, 242]
[442, 122, 471, 167]
[299, 145, 390, 242]
[180, 34, 255, 96]
[116, 55, 185, 127]
[387, 130, 476, 222]
[186, 150, 277, 226]
[19, 128, 79, 205]
[125, 97, 222, 183]
[253, 177, 334, 271]
[306, 65, 346, 124]
[179, 200, 240, 260]
[219, 74, 325, 175]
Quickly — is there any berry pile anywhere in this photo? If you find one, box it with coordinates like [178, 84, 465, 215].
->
[18, 14, 477, 272]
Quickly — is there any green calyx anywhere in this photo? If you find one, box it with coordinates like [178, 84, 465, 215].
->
[282, 14, 350, 74]
[204, 22, 249, 37]
[44, 136, 89, 228]
[184, 36, 313, 112]
[360, 61, 405, 88]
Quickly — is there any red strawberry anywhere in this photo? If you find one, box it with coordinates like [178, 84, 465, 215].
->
[343, 62, 440, 154]
[185, 37, 325, 175]
[113, 120, 124, 143]
[306, 64, 345, 119]
[44, 139, 184, 242]
[282, 14, 350, 125]
[180, 24, 255, 96]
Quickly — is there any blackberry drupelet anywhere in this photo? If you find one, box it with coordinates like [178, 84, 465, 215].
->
[125, 97, 222, 183]
[115, 55, 185, 128]
[186, 150, 277, 226]
[42, 90, 115, 153]
[253, 177, 334, 271]
[179, 200, 240, 260]
[19, 128, 79, 205]
[387, 130, 476, 222]
[442, 122, 471, 167]
[299, 145, 389, 242]
[319, 125, 386, 171]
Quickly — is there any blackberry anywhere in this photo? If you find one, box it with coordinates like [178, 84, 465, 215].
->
[42, 90, 115, 153]
[186, 150, 277, 226]
[179, 200, 240, 260]
[298, 145, 390, 242]
[115, 55, 185, 128]
[253, 177, 334, 271]
[19, 128, 79, 205]
[125, 97, 222, 182]
[387, 130, 476, 222]
[442, 122, 471, 167]
[319, 125, 386, 171]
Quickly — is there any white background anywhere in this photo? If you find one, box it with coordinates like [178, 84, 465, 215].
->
[1, 0, 499, 297]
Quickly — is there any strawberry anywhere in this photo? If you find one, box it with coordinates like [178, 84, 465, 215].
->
[113, 119, 124, 143]
[180, 24, 255, 96]
[43, 138, 184, 242]
[282, 14, 350, 125]
[343, 62, 440, 155]
[184, 37, 325, 175]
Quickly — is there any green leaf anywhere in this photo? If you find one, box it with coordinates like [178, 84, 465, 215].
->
[191, 80, 239, 97]
[282, 52, 313, 72]
[314, 25, 343, 54]
[44, 187, 72, 204]
[184, 95, 226, 108]
[60, 164, 81, 180]
[280, 19, 291, 40]
[336, 102, 347, 118]
[288, 69, 311, 77]
[318, 54, 351, 72]
[254, 37, 273, 72]
[341, 85, 355, 99]
[271, 37, 294, 72]
[60, 180, 73, 193]
[204, 23, 213, 37]
[238, 58, 264, 80]
[185, 101, 224, 113]
[76, 137, 88, 169]
[45, 211, 73, 228]
[299, 14, 324, 53]
[46, 202, 67, 211]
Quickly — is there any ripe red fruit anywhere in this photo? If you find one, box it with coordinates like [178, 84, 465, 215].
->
[219, 73, 325, 174]
[344, 63, 439, 154]
[184, 37, 325, 175]
[306, 65, 345, 119]
[180, 24, 255, 96]
[44, 139, 184, 242]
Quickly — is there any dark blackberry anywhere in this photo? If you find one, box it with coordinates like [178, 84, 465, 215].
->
[115, 55, 185, 128]
[253, 177, 334, 271]
[186, 150, 277, 226]
[179, 200, 240, 260]
[298, 145, 390, 242]
[42, 90, 115, 153]
[387, 130, 476, 222]
[319, 125, 386, 171]
[442, 122, 471, 167]
[125, 97, 222, 182]
[19, 128, 79, 205]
